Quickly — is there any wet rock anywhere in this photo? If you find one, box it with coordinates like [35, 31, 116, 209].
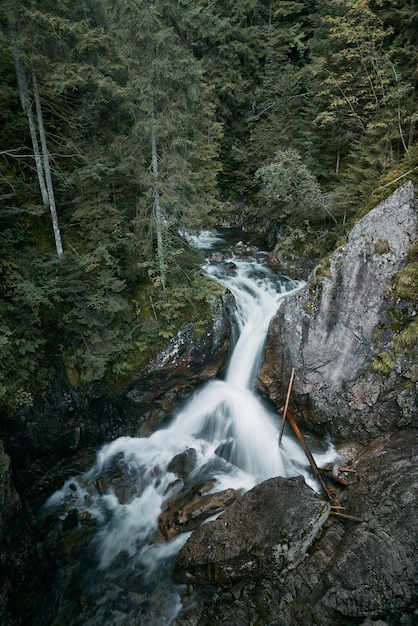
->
[260, 181, 418, 442]
[62, 508, 79, 531]
[158, 486, 240, 540]
[1, 295, 230, 513]
[180, 429, 418, 626]
[167, 448, 198, 482]
[173, 476, 330, 585]
[124, 297, 230, 436]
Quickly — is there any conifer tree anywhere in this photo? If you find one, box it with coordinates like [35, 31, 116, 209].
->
[248, 1, 315, 171]
[104, 0, 221, 288]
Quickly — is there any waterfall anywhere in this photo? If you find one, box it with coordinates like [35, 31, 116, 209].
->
[39, 240, 337, 625]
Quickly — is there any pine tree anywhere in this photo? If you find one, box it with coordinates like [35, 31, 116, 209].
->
[248, 1, 316, 171]
[104, 0, 221, 288]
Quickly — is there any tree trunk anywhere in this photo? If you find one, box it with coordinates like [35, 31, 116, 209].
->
[150, 98, 166, 290]
[32, 69, 63, 258]
[12, 51, 49, 205]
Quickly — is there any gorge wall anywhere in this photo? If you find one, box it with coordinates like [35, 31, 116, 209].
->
[260, 180, 418, 442]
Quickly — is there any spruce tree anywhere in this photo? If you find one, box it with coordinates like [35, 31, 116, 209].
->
[104, 0, 221, 288]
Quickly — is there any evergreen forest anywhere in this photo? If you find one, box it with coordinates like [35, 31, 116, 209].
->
[1, 0, 418, 415]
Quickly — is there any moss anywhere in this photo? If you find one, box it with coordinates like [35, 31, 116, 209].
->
[395, 318, 418, 349]
[374, 238, 391, 255]
[303, 300, 313, 315]
[311, 253, 333, 288]
[371, 351, 396, 375]
[65, 364, 80, 389]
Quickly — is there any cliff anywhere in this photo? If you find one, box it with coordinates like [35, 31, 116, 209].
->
[260, 181, 418, 441]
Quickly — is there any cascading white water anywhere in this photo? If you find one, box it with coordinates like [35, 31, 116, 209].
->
[40, 244, 338, 625]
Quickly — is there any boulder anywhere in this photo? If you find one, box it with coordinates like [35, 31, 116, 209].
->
[123, 296, 230, 436]
[180, 429, 418, 626]
[260, 181, 418, 441]
[320, 428, 418, 619]
[158, 485, 240, 540]
[173, 475, 330, 585]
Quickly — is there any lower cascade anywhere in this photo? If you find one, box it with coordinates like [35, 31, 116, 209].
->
[39, 238, 337, 625]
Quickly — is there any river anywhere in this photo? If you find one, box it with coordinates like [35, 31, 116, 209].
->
[37, 229, 337, 625]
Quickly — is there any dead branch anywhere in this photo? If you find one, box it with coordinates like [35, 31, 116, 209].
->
[278, 367, 295, 444]
[330, 510, 364, 523]
[286, 409, 336, 504]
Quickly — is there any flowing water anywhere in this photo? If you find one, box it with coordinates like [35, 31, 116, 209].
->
[39, 232, 337, 625]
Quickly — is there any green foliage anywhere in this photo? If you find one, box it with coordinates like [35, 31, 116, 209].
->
[372, 241, 418, 371]
[0, 440, 10, 474]
[0, 242, 60, 412]
[371, 350, 396, 375]
[1, 0, 418, 415]
[392, 242, 418, 350]
[255, 149, 325, 223]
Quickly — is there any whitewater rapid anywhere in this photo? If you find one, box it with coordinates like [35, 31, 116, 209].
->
[40, 244, 338, 624]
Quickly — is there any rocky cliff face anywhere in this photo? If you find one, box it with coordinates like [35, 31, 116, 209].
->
[174, 429, 418, 626]
[260, 181, 418, 441]
[0, 443, 52, 626]
[2, 297, 230, 507]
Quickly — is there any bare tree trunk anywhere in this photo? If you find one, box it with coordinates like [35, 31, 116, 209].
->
[10, 27, 63, 259]
[12, 51, 49, 205]
[150, 98, 166, 290]
[32, 69, 63, 258]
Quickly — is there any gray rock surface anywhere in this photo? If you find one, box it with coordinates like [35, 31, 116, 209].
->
[260, 181, 418, 441]
[176, 429, 418, 626]
[158, 484, 240, 540]
[173, 476, 331, 585]
[320, 429, 418, 619]
[126, 296, 230, 437]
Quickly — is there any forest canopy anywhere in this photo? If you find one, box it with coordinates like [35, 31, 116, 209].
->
[1, 0, 417, 413]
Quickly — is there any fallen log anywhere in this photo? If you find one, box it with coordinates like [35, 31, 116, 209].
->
[285, 409, 336, 504]
[278, 367, 295, 444]
[321, 464, 356, 474]
[319, 469, 349, 487]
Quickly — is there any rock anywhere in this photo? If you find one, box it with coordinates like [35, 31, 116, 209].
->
[182, 429, 418, 626]
[173, 476, 330, 585]
[167, 449, 198, 482]
[0, 295, 230, 515]
[124, 296, 230, 436]
[320, 428, 418, 620]
[0, 442, 51, 626]
[260, 181, 418, 441]
[158, 486, 240, 540]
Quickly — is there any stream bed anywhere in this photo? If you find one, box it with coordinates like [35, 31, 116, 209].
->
[36, 230, 337, 625]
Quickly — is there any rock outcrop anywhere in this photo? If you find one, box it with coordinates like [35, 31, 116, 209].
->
[1, 297, 230, 508]
[260, 181, 418, 441]
[174, 429, 418, 626]
[173, 476, 331, 585]
[0, 298, 230, 625]
[125, 296, 230, 437]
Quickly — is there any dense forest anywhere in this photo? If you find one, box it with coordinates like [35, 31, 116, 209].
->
[1, 0, 418, 416]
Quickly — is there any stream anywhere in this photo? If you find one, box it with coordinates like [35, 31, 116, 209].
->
[38, 230, 337, 625]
